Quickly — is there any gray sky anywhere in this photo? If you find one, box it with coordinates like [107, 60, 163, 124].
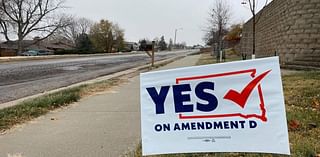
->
[64, 0, 269, 46]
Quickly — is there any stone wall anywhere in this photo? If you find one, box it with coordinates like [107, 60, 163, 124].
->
[240, 0, 320, 66]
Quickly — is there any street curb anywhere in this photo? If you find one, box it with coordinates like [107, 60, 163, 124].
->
[281, 65, 320, 71]
[0, 50, 189, 63]
[0, 52, 146, 63]
[0, 55, 187, 110]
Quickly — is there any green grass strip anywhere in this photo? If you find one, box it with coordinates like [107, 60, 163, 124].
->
[0, 87, 81, 131]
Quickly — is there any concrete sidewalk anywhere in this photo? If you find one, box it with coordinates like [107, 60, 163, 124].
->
[0, 55, 200, 157]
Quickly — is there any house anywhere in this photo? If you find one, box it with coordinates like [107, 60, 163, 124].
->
[122, 42, 139, 52]
[0, 38, 74, 57]
[44, 38, 75, 52]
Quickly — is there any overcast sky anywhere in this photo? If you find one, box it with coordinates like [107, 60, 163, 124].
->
[64, 0, 269, 46]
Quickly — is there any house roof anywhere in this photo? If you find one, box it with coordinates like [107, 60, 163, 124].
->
[0, 39, 74, 51]
[45, 41, 74, 50]
[125, 42, 138, 45]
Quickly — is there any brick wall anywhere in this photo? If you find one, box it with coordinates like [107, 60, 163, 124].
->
[240, 0, 320, 66]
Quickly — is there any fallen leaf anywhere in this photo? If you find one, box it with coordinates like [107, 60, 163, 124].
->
[312, 98, 320, 110]
[288, 120, 300, 131]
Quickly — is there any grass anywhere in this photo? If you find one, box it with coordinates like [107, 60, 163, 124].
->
[284, 71, 320, 157]
[196, 52, 216, 65]
[129, 52, 320, 157]
[196, 51, 242, 66]
[0, 78, 121, 132]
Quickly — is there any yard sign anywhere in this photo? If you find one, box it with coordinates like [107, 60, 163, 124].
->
[140, 57, 290, 156]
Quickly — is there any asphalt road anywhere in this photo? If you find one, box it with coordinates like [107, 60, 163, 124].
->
[0, 50, 196, 104]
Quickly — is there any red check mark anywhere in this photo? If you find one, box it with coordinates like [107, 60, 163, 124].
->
[224, 70, 271, 108]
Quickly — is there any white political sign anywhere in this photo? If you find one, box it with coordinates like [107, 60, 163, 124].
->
[140, 57, 290, 156]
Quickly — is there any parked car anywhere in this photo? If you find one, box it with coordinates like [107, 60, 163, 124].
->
[38, 50, 52, 55]
[21, 50, 39, 56]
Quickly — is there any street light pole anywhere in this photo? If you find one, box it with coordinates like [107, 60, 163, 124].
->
[174, 28, 183, 48]
[174, 29, 177, 46]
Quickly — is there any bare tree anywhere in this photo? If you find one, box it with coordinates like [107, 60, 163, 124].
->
[242, 0, 269, 59]
[112, 23, 124, 52]
[0, 0, 69, 53]
[204, 0, 231, 60]
[54, 16, 93, 44]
